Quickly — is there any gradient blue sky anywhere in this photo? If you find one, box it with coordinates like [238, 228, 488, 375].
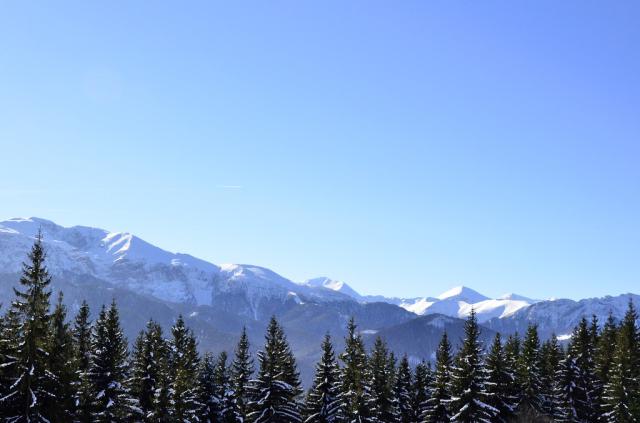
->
[1, 1, 639, 300]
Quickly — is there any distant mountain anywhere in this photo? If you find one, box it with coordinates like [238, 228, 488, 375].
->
[1, 217, 638, 385]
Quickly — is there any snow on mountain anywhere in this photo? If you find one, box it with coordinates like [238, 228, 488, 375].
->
[304, 277, 363, 300]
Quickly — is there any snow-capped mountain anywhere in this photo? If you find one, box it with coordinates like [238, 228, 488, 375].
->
[304, 277, 536, 323]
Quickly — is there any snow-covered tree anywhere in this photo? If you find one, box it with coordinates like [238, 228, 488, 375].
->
[517, 325, 544, 412]
[448, 310, 497, 422]
[169, 315, 201, 422]
[130, 319, 171, 421]
[421, 332, 452, 423]
[248, 316, 302, 423]
[485, 333, 516, 422]
[88, 301, 138, 422]
[411, 362, 431, 423]
[231, 326, 254, 421]
[393, 355, 412, 423]
[73, 300, 93, 423]
[539, 334, 562, 418]
[339, 318, 373, 423]
[304, 334, 344, 423]
[1, 233, 54, 422]
[369, 336, 397, 423]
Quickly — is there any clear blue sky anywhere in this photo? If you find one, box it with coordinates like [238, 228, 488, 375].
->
[1, 1, 639, 300]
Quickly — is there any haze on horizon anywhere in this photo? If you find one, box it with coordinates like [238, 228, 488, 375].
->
[1, 1, 639, 300]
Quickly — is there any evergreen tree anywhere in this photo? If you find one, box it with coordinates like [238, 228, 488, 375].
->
[369, 336, 397, 423]
[422, 332, 452, 423]
[130, 319, 171, 421]
[44, 292, 77, 421]
[393, 355, 412, 423]
[568, 317, 599, 421]
[484, 333, 516, 422]
[1, 234, 54, 422]
[554, 353, 582, 422]
[248, 316, 302, 423]
[448, 310, 496, 422]
[339, 318, 373, 423]
[503, 332, 522, 404]
[411, 362, 431, 423]
[73, 300, 93, 423]
[517, 325, 544, 412]
[595, 312, 618, 390]
[601, 299, 640, 422]
[539, 334, 562, 417]
[197, 352, 218, 423]
[304, 334, 344, 423]
[169, 315, 201, 422]
[88, 301, 138, 422]
[214, 351, 240, 423]
[231, 326, 254, 421]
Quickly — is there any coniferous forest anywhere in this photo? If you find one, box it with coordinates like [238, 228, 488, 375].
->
[1, 237, 639, 423]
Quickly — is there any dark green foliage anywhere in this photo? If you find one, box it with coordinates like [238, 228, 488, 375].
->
[485, 333, 516, 422]
[248, 316, 302, 423]
[369, 336, 397, 423]
[73, 300, 93, 423]
[517, 325, 544, 412]
[539, 334, 562, 417]
[169, 315, 201, 422]
[411, 362, 431, 423]
[231, 326, 254, 421]
[339, 318, 373, 423]
[304, 334, 344, 423]
[448, 310, 496, 422]
[422, 332, 452, 423]
[393, 355, 412, 423]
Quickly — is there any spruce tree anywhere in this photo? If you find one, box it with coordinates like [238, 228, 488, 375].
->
[539, 334, 562, 418]
[485, 333, 516, 422]
[517, 325, 544, 412]
[448, 310, 496, 422]
[169, 315, 201, 422]
[393, 355, 412, 423]
[2, 233, 54, 422]
[248, 316, 302, 423]
[554, 353, 582, 422]
[73, 300, 93, 423]
[339, 318, 373, 423]
[88, 301, 138, 422]
[197, 352, 218, 423]
[0, 307, 21, 420]
[595, 312, 617, 390]
[215, 351, 240, 423]
[503, 332, 522, 404]
[304, 334, 344, 423]
[130, 319, 171, 421]
[44, 292, 77, 421]
[567, 317, 599, 421]
[369, 336, 396, 423]
[601, 299, 640, 422]
[411, 362, 431, 423]
[422, 332, 452, 423]
[231, 326, 254, 421]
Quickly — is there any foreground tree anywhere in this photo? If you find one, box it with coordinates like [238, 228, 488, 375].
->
[421, 332, 452, 423]
[169, 315, 201, 422]
[485, 333, 516, 422]
[304, 334, 344, 423]
[448, 310, 497, 422]
[517, 325, 544, 412]
[248, 316, 302, 423]
[231, 327, 254, 421]
[340, 318, 372, 423]
[89, 301, 138, 422]
[1, 233, 54, 422]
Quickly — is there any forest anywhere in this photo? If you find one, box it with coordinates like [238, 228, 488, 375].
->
[0, 237, 638, 423]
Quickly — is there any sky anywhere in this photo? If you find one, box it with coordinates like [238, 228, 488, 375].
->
[1, 1, 639, 300]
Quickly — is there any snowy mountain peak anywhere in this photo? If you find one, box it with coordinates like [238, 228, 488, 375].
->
[436, 285, 489, 302]
[304, 277, 362, 300]
[498, 293, 539, 303]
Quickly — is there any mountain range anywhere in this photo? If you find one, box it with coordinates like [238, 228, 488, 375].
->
[0, 217, 637, 385]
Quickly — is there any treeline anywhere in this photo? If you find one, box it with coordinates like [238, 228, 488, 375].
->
[1, 237, 639, 422]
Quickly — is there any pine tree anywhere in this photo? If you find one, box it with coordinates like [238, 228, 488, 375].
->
[393, 355, 412, 423]
[304, 334, 344, 423]
[554, 353, 582, 422]
[130, 319, 171, 421]
[2, 233, 54, 422]
[595, 312, 617, 390]
[485, 333, 516, 422]
[44, 292, 77, 421]
[169, 315, 201, 422]
[411, 362, 431, 423]
[197, 352, 218, 423]
[369, 336, 396, 423]
[88, 301, 138, 422]
[503, 332, 522, 404]
[73, 300, 93, 423]
[248, 316, 302, 423]
[448, 310, 496, 423]
[339, 318, 373, 423]
[568, 318, 599, 421]
[231, 326, 254, 421]
[422, 332, 452, 423]
[0, 307, 21, 420]
[214, 351, 240, 423]
[601, 299, 640, 422]
[539, 334, 562, 417]
[517, 325, 544, 412]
